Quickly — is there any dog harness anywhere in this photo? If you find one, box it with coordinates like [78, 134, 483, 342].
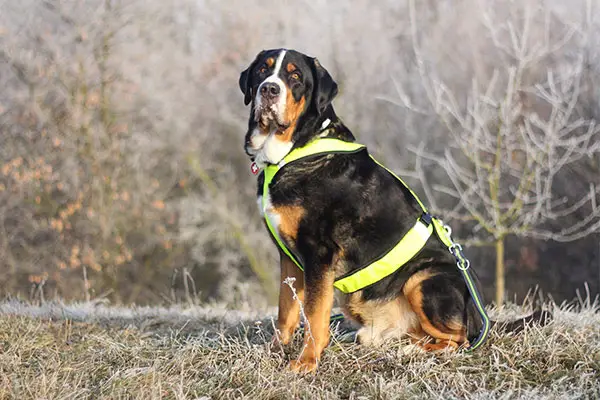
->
[260, 137, 490, 350]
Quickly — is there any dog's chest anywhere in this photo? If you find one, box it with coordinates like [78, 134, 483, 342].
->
[257, 184, 304, 247]
[257, 193, 281, 231]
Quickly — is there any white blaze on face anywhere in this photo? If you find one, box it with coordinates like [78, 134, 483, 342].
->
[254, 49, 287, 119]
[249, 49, 295, 167]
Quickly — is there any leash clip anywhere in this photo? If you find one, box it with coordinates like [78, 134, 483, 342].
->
[443, 222, 471, 271]
[449, 243, 462, 256]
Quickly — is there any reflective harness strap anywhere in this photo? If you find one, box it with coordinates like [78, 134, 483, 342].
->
[333, 218, 433, 293]
[262, 137, 490, 350]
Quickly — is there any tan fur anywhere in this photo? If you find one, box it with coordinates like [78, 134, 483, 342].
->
[403, 270, 467, 346]
[276, 94, 306, 144]
[402, 270, 435, 297]
[272, 205, 304, 240]
[290, 270, 335, 373]
[422, 340, 460, 351]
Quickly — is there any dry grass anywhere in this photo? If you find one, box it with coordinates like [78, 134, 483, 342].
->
[0, 299, 598, 399]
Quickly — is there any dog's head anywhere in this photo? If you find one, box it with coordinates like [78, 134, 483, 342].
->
[239, 49, 338, 165]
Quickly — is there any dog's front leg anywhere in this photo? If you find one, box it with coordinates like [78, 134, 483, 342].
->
[274, 252, 305, 346]
[289, 267, 335, 373]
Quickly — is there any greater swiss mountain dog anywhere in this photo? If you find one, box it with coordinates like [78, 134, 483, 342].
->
[238, 49, 534, 373]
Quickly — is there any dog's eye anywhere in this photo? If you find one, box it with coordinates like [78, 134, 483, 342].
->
[290, 72, 301, 80]
[258, 65, 268, 74]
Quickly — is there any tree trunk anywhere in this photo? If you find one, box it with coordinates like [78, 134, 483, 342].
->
[495, 236, 505, 305]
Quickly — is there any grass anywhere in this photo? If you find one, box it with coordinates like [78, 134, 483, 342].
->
[0, 299, 598, 399]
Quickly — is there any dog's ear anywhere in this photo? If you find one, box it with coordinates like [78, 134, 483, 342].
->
[239, 50, 266, 106]
[310, 58, 338, 115]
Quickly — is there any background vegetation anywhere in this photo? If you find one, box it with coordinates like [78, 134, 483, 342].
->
[1, 0, 599, 307]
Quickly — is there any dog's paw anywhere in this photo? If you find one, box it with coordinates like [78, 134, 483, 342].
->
[270, 331, 292, 353]
[289, 357, 318, 373]
[421, 340, 459, 352]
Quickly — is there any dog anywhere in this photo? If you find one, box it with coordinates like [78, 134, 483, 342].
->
[238, 49, 543, 373]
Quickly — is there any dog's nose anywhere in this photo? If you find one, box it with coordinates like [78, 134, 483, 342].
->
[260, 82, 280, 99]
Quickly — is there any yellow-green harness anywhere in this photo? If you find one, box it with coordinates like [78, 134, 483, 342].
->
[262, 137, 490, 350]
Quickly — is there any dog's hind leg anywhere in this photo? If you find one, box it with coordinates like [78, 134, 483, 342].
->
[403, 269, 471, 351]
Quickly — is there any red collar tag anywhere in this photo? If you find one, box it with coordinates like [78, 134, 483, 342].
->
[250, 162, 259, 175]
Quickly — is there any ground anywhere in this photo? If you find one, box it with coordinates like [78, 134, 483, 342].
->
[0, 299, 598, 399]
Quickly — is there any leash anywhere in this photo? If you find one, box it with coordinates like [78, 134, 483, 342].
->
[432, 219, 491, 350]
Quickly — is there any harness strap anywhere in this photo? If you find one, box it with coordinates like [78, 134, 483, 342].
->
[333, 217, 433, 293]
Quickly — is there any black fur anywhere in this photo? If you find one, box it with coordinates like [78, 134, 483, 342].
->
[239, 50, 266, 106]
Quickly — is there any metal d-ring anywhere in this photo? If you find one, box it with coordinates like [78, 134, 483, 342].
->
[457, 258, 470, 271]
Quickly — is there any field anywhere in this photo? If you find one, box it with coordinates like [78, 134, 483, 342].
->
[0, 299, 598, 399]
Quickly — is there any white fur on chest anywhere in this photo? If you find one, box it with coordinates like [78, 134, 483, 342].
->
[256, 195, 264, 216]
[258, 192, 281, 235]
[252, 133, 293, 168]
[249, 128, 269, 151]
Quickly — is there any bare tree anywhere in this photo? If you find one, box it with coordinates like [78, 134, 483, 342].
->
[398, 0, 600, 304]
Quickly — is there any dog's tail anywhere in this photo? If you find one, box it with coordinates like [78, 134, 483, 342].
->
[491, 309, 553, 334]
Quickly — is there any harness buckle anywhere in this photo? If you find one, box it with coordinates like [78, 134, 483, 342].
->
[419, 212, 433, 226]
